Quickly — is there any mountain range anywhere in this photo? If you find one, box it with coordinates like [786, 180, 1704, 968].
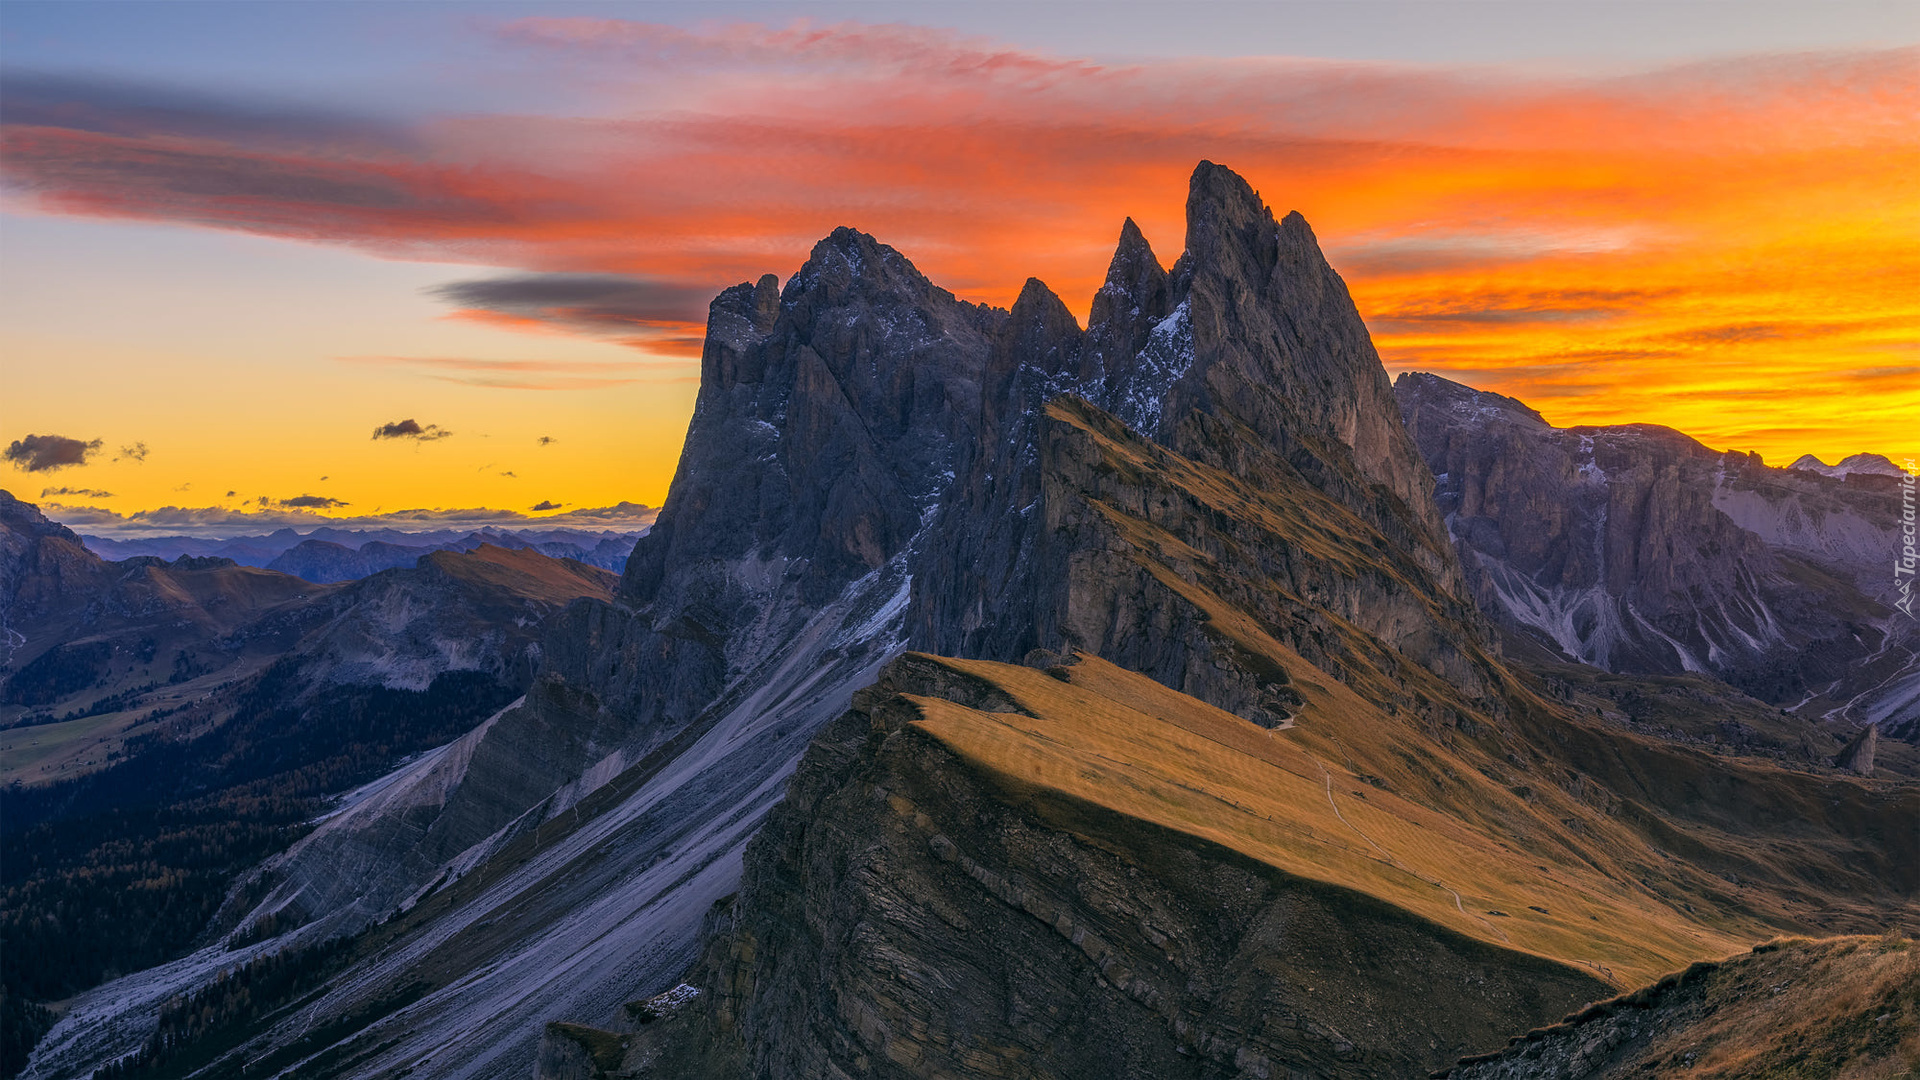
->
[9, 163, 1916, 1080]
[0, 493, 622, 1075]
[79, 525, 649, 581]
[1396, 373, 1918, 738]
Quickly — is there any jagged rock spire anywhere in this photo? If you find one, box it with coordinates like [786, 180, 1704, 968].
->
[1086, 217, 1171, 378]
[1160, 160, 1443, 526]
[997, 277, 1083, 381]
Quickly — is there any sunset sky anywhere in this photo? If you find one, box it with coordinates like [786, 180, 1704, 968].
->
[3, 1, 1916, 535]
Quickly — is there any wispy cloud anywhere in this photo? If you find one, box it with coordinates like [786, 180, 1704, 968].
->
[342, 355, 693, 390]
[0, 71, 413, 151]
[428, 273, 711, 356]
[41, 485, 112, 499]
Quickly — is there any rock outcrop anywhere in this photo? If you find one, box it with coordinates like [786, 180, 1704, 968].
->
[522, 169, 1916, 1080]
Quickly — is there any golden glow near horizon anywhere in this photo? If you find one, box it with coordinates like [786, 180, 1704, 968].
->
[3, 27, 1916, 529]
[0, 218, 696, 530]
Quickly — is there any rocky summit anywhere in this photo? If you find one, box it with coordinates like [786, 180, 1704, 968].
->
[20, 163, 1918, 1080]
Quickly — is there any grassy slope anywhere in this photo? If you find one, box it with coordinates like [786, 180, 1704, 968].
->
[906, 654, 1753, 989]
[418, 544, 620, 606]
[1449, 934, 1920, 1078]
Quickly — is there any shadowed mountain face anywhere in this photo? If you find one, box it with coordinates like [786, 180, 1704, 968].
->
[24, 164, 1919, 1080]
[1394, 372, 1918, 736]
[913, 163, 1492, 722]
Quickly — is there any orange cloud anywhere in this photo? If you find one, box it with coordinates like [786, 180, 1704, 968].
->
[4, 25, 1915, 467]
[339, 354, 697, 390]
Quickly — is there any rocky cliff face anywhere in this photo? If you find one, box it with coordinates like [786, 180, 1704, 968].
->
[520, 166, 1915, 1080]
[544, 643, 1918, 1080]
[912, 164, 1491, 723]
[33, 161, 1509, 1080]
[1394, 372, 1916, 732]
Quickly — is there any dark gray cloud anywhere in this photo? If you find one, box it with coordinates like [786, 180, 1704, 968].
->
[560, 500, 655, 523]
[429, 273, 714, 335]
[529, 500, 562, 512]
[41, 486, 113, 499]
[0, 72, 413, 152]
[1657, 320, 1877, 346]
[116, 441, 151, 463]
[278, 494, 348, 509]
[1363, 288, 1672, 336]
[5, 433, 103, 471]
[372, 418, 453, 441]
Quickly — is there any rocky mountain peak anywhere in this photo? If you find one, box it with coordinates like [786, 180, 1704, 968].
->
[1007, 276, 1082, 341]
[1088, 218, 1170, 331]
[699, 273, 780, 394]
[992, 277, 1083, 386]
[785, 226, 938, 311]
[1789, 452, 1907, 479]
[1, 488, 85, 545]
[1180, 159, 1281, 299]
[1085, 218, 1174, 395]
[1154, 162, 1451, 543]
[1395, 371, 1551, 430]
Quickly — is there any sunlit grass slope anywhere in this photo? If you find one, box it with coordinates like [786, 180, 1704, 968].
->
[900, 651, 1916, 991]
[1449, 934, 1920, 1078]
